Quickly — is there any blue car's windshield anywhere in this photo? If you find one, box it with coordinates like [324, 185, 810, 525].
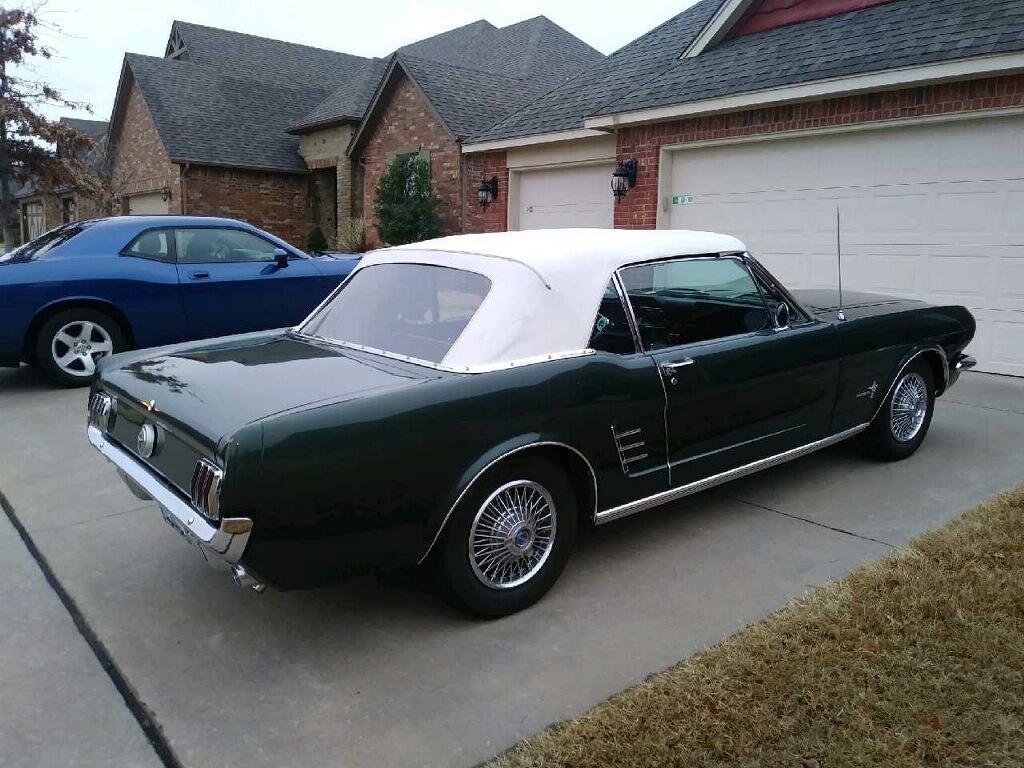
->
[1, 221, 92, 264]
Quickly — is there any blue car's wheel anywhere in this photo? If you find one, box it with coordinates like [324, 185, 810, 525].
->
[35, 308, 125, 387]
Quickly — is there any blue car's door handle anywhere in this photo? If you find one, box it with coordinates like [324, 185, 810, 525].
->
[190, 270, 210, 279]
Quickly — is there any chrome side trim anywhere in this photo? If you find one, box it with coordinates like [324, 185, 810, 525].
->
[87, 426, 251, 564]
[294, 331, 596, 374]
[417, 440, 599, 565]
[611, 271, 643, 354]
[595, 423, 870, 525]
[870, 345, 948, 422]
[611, 425, 648, 475]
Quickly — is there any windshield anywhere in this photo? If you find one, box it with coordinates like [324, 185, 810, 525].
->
[300, 263, 492, 364]
[0, 221, 91, 264]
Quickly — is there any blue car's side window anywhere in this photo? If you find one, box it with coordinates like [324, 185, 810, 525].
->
[123, 229, 175, 264]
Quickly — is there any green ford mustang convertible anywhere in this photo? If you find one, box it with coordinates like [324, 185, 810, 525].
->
[87, 229, 976, 617]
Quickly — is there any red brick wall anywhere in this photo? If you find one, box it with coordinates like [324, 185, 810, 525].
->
[359, 72, 461, 248]
[184, 165, 310, 246]
[109, 80, 181, 211]
[728, 0, 893, 38]
[464, 151, 508, 233]
[615, 74, 1024, 229]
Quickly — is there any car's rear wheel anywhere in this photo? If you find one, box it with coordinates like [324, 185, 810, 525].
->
[34, 308, 125, 387]
[859, 359, 935, 461]
[437, 457, 577, 618]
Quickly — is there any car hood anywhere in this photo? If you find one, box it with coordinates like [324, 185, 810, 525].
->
[98, 331, 439, 447]
[791, 289, 926, 321]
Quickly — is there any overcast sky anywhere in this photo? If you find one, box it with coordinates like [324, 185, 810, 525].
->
[22, 0, 699, 125]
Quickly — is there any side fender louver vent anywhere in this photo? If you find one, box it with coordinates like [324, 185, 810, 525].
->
[611, 425, 648, 475]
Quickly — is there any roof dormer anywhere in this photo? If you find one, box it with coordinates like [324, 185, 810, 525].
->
[683, 0, 894, 58]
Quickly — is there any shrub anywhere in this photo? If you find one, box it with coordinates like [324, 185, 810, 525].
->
[305, 224, 329, 253]
[373, 153, 441, 245]
[337, 217, 366, 252]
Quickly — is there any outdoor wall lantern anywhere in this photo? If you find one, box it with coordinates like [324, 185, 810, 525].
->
[477, 176, 499, 208]
[611, 159, 637, 200]
[160, 185, 172, 202]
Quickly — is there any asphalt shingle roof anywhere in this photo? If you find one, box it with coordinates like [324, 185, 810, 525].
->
[472, 0, 1024, 143]
[596, 0, 1024, 117]
[470, 0, 720, 143]
[170, 21, 368, 89]
[294, 16, 604, 136]
[125, 53, 329, 171]
[60, 117, 108, 141]
[122, 17, 602, 169]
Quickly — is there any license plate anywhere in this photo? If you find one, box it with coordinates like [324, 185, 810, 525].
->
[161, 507, 199, 549]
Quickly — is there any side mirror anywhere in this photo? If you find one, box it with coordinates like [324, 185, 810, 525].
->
[272, 247, 289, 268]
[773, 302, 790, 330]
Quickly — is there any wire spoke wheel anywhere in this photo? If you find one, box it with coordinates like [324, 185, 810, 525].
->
[50, 320, 113, 377]
[469, 480, 557, 590]
[889, 371, 928, 443]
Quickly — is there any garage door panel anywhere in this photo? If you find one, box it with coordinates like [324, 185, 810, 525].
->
[932, 189, 1002, 235]
[869, 192, 928, 234]
[927, 254, 992, 301]
[127, 192, 169, 216]
[667, 114, 1024, 374]
[990, 317, 1024, 376]
[515, 164, 613, 230]
[1006, 190, 1024, 232]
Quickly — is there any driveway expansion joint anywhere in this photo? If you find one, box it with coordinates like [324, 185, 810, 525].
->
[723, 493, 896, 549]
[0, 487, 183, 768]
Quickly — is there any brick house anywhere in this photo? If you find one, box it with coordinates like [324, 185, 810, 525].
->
[14, 117, 108, 244]
[106, 19, 601, 249]
[461, 0, 1024, 376]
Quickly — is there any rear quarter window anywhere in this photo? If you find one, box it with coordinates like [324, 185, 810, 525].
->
[0, 222, 91, 264]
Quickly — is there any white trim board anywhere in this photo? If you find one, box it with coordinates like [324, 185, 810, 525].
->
[463, 129, 609, 154]
[681, 0, 756, 59]
[586, 52, 1024, 130]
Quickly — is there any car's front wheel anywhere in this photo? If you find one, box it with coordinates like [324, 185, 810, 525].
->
[437, 457, 577, 618]
[859, 359, 935, 461]
[34, 308, 125, 387]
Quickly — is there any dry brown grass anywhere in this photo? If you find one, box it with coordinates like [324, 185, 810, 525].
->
[490, 486, 1024, 768]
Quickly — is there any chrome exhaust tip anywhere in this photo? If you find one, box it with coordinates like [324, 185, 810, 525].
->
[231, 564, 265, 593]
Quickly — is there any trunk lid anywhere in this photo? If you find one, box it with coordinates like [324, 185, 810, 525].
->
[99, 332, 440, 449]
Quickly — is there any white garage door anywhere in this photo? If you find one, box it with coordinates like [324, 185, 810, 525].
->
[666, 115, 1024, 375]
[127, 192, 169, 215]
[515, 163, 614, 230]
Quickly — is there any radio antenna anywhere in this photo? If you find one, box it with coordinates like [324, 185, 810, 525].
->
[836, 204, 846, 322]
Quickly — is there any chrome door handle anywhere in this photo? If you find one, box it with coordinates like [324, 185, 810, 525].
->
[661, 358, 694, 372]
[660, 357, 694, 385]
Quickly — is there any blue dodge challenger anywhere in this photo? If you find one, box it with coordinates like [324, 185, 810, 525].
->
[0, 216, 360, 385]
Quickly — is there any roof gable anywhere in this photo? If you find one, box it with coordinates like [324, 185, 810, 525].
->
[724, 0, 895, 40]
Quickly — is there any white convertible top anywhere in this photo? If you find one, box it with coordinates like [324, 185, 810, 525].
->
[353, 229, 747, 372]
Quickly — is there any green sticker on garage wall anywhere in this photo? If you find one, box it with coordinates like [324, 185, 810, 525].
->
[672, 195, 694, 205]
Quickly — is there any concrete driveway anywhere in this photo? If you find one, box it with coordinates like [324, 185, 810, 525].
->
[1, 365, 1021, 768]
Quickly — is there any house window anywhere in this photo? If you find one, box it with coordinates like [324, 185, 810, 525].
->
[22, 202, 44, 241]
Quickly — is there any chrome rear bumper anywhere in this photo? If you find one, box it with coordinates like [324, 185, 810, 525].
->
[87, 426, 253, 567]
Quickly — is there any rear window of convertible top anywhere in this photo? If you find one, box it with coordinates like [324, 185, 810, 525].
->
[300, 263, 492, 364]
